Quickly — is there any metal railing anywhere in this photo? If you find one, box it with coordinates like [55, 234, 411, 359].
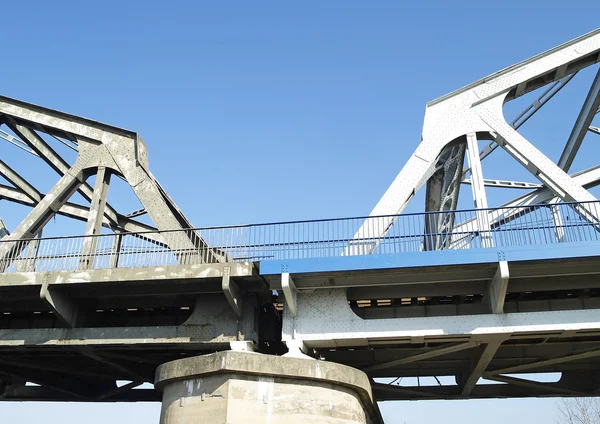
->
[1, 201, 599, 273]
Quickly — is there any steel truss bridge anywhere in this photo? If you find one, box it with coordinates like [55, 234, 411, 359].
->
[1, 28, 600, 406]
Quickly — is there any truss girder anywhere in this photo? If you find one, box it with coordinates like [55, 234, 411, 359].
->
[0, 184, 160, 238]
[0, 96, 220, 264]
[450, 164, 600, 248]
[355, 28, 600, 247]
[462, 72, 576, 179]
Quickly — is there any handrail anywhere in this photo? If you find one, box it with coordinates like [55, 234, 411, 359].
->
[0, 201, 598, 273]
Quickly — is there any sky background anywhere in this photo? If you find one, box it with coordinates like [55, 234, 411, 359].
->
[1, 1, 600, 423]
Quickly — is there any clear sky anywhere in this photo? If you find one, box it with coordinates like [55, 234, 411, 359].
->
[1, 1, 599, 423]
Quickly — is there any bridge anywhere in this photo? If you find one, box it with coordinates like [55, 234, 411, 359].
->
[1, 28, 600, 424]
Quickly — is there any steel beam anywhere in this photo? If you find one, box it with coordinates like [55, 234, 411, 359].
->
[424, 142, 466, 250]
[76, 348, 151, 383]
[282, 288, 600, 349]
[0, 170, 84, 268]
[0, 184, 160, 239]
[95, 381, 143, 401]
[465, 133, 492, 248]
[550, 198, 567, 242]
[462, 178, 542, 189]
[40, 281, 79, 328]
[488, 261, 509, 314]
[80, 167, 111, 269]
[8, 122, 122, 229]
[354, 29, 600, 245]
[451, 164, 600, 248]
[17, 231, 41, 272]
[0, 160, 41, 202]
[481, 118, 597, 208]
[281, 272, 298, 317]
[462, 73, 576, 178]
[460, 339, 504, 396]
[488, 348, 600, 376]
[222, 266, 243, 317]
[362, 342, 478, 373]
[3, 115, 214, 262]
[482, 374, 581, 396]
[558, 68, 600, 171]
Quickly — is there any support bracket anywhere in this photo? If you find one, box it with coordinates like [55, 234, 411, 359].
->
[489, 261, 510, 314]
[460, 338, 506, 396]
[281, 272, 298, 317]
[222, 266, 243, 317]
[40, 281, 79, 328]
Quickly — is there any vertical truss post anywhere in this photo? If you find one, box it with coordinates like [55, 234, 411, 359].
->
[466, 133, 492, 248]
[17, 230, 42, 272]
[80, 167, 111, 270]
[549, 199, 566, 243]
[109, 231, 123, 269]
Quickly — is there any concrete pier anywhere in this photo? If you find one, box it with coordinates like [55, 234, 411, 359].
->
[155, 350, 384, 424]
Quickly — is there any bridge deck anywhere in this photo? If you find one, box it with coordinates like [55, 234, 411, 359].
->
[1, 201, 600, 402]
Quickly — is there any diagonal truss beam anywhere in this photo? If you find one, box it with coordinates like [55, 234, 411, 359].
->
[478, 114, 598, 212]
[95, 381, 143, 401]
[451, 165, 600, 248]
[362, 342, 478, 373]
[482, 374, 582, 396]
[76, 348, 152, 383]
[2, 122, 160, 237]
[462, 73, 577, 178]
[0, 170, 84, 268]
[558, 67, 600, 171]
[353, 28, 600, 249]
[0, 160, 41, 202]
[488, 348, 600, 376]
[7, 122, 123, 230]
[0, 97, 220, 263]
[461, 339, 504, 396]
[0, 184, 160, 238]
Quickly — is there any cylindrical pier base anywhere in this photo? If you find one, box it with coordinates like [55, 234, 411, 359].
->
[155, 350, 383, 424]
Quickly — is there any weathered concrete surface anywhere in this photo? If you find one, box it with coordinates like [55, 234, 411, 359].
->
[0, 261, 256, 287]
[155, 350, 384, 424]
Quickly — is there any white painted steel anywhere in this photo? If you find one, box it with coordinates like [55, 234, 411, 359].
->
[355, 29, 600, 247]
[282, 288, 600, 348]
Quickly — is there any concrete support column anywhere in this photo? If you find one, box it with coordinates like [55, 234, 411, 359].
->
[155, 350, 383, 424]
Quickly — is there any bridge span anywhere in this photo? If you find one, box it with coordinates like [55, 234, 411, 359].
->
[1, 27, 600, 424]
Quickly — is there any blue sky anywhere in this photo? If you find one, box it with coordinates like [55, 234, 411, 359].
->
[1, 1, 599, 423]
